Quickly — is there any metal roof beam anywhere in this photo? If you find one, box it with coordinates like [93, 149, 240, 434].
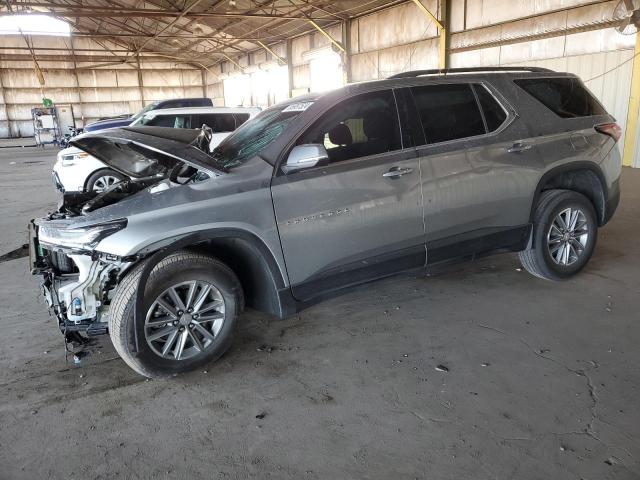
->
[4, 2, 328, 20]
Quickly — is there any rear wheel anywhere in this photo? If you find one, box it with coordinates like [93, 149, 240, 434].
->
[86, 169, 125, 193]
[519, 189, 597, 280]
[109, 251, 243, 378]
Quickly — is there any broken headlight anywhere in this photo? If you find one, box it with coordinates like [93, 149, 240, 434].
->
[38, 219, 127, 249]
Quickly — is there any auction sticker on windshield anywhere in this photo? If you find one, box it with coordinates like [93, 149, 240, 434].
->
[282, 101, 313, 112]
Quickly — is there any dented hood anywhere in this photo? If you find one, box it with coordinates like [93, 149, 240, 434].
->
[70, 127, 223, 179]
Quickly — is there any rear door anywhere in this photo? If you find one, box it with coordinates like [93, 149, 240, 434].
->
[270, 89, 425, 301]
[408, 82, 538, 263]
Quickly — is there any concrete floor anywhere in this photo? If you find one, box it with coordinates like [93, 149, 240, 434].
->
[0, 147, 638, 480]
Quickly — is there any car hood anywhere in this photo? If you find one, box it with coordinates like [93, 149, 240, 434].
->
[70, 127, 223, 179]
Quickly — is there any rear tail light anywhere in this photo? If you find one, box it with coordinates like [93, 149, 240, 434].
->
[595, 123, 622, 143]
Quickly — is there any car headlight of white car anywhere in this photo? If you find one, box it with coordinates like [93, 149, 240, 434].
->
[60, 151, 89, 166]
[39, 219, 127, 249]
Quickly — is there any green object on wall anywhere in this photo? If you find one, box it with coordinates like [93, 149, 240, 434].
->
[42, 98, 53, 107]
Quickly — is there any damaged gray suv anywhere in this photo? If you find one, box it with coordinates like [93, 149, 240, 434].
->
[29, 67, 622, 377]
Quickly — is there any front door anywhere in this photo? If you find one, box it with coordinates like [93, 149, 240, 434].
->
[271, 89, 425, 301]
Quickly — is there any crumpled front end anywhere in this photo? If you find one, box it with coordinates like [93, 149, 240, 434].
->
[29, 219, 132, 343]
[29, 125, 222, 347]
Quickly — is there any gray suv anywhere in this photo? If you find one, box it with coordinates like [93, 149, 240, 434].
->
[29, 67, 622, 377]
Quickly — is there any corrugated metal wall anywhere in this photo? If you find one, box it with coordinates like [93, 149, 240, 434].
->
[0, 36, 205, 137]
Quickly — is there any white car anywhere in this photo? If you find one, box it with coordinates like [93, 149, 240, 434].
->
[53, 106, 260, 193]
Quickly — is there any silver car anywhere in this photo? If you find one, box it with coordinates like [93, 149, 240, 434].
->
[29, 67, 622, 377]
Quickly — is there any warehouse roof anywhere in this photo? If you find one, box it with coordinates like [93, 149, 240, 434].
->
[0, 0, 406, 69]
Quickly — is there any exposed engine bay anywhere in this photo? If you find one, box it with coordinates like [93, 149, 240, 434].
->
[57, 124, 216, 216]
[30, 125, 220, 349]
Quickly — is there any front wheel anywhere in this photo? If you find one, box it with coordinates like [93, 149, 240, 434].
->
[86, 169, 125, 193]
[109, 251, 243, 378]
[519, 189, 597, 281]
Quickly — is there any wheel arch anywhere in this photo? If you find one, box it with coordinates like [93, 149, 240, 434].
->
[531, 162, 608, 226]
[131, 228, 291, 333]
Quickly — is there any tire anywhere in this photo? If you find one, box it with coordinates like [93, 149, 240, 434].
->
[86, 169, 126, 193]
[519, 189, 597, 281]
[109, 250, 243, 378]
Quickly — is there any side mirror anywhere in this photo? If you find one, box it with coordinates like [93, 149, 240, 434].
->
[282, 144, 329, 174]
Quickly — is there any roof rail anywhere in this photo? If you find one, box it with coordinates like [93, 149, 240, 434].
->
[388, 66, 554, 79]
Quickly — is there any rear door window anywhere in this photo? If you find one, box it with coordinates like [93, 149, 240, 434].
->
[514, 77, 605, 118]
[411, 84, 486, 144]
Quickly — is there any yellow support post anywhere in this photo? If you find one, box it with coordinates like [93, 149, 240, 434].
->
[438, 28, 447, 70]
[222, 53, 245, 73]
[410, 0, 444, 29]
[256, 41, 286, 66]
[412, 0, 448, 69]
[308, 20, 346, 53]
[622, 33, 640, 167]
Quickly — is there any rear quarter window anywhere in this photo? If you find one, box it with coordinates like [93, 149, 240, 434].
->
[473, 84, 507, 132]
[514, 77, 605, 118]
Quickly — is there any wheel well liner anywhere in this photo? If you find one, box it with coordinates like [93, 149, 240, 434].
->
[189, 235, 286, 317]
[531, 163, 607, 226]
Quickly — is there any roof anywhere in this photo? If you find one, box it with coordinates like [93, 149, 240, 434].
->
[140, 106, 262, 116]
[324, 67, 572, 95]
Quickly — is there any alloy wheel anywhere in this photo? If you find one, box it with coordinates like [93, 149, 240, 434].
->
[144, 280, 226, 361]
[546, 207, 589, 266]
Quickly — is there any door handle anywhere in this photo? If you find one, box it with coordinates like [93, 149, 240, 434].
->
[507, 142, 533, 153]
[383, 167, 413, 179]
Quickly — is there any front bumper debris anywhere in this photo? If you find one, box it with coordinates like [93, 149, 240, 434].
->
[29, 219, 127, 340]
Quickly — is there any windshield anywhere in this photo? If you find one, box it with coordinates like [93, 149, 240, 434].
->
[131, 101, 160, 121]
[208, 104, 306, 170]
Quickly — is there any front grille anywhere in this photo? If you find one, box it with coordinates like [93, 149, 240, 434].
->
[46, 249, 78, 274]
